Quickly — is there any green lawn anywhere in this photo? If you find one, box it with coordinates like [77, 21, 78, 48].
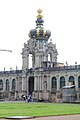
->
[0, 102, 80, 118]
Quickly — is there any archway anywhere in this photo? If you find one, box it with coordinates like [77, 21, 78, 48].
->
[0, 79, 3, 99]
[28, 76, 34, 95]
[12, 79, 16, 90]
[6, 79, 9, 91]
[51, 77, 57, 94]
[5, 79, 9, 98]
[78, 76, 80, 88]
[48, 53, 52, 62]
[0, 79, 3, 90]
[29, 53, 35, 69]
[60, 76, 65, 88]
[69, 76, 75, 85]
[29, 54, 32, 68]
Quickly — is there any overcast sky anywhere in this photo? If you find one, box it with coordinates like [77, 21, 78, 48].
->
[0, 0, 80, 71]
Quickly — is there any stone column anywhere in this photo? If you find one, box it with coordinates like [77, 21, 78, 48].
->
[34, 76, 38, 91]
[42, 76, 44, 91]
[47, 76, 50, 91]
[74, 75, 79, 100]
[15, 77, 18, 91]
[2, 78, 5, 99]
[74, 74, 78, 90]
[35, 54, 40, 68]
[65, 75, 69, 86]
[43, 75, 47, 92]
[9, 78, 12, 99]
[56, 75, 60, 90]
[22, 53, 29, 70]
[50, 76, 53, 91]
[22, 75, 27, 95]
[14, 78, 18, 99]
[38, 76, 40, 91]
[3, 78, 6, 91]
[9, 78, 12, 91]
[26, 54, 29, 69]
[32, 55, 34, 68]
[43, 54, 47, 61]
[39, 76, 42, 91]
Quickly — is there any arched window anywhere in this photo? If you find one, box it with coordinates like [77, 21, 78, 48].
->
[29, 54, 32, 68]
[60, 76, 65, 88]
[48, 53, 52, 62]
[48, 54, 50, 61]
[69, 76, 75, 85]
[0, 79, 3, 90]
[6, 79, 9, 91]
[12, 79, 16, 90]
[52, 77, 57, 89]
[78, 76, 80, 88]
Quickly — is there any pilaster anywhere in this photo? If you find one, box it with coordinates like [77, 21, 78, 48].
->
[34, 76, 38, 91]
[74, 74, 78, 90]
[65, 75, 69, 86]
[56, 75, 60, 90]
[3, 78, 6, 91]
[47, 76, 50, 91]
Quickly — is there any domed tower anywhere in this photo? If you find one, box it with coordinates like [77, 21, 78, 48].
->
[29, 9, 51, 41]
[22, 9, 58, 71]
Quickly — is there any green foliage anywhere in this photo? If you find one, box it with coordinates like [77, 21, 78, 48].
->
[0, 102, 80, 118]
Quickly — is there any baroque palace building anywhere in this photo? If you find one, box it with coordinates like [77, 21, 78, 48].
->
[0, 9, 80, 102]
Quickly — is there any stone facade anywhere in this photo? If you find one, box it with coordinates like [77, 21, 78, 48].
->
[0, 9, 80, 102]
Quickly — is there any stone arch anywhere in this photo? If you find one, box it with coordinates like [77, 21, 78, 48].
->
[48, 53, 52, 62]
[0, 79, 3, 90]
[60, 76, 65, 88]
[78, 76, 80, 88]
[12, 79, 16, 90]
[29, 54, 32, 68]
[69, 76, 75, 85]
[6, 79, 9, 91]
[51, 77, 57, 90]
[29, 52, 35, 69]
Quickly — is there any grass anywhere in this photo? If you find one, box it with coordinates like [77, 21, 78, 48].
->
[0, 102, 80, 118]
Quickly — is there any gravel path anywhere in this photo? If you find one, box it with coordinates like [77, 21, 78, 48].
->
[0, 115, 80, 120]
[26, 115, 80, 120]
[33, 115, 80, 120]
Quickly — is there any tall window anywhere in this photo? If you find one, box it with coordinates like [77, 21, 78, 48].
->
[78, 76, 80, 88]
[12, 79, 16, 90]
[60, 76, 65, 88]
[6, 79, 9, 91]
[69, 76, 75, 85]
[48, 53, 52, 62]
[52, 77, 57, 89]
[29, 54, 33, 68]
[0, 79, 3, 90]
[48, 54, 50, 61]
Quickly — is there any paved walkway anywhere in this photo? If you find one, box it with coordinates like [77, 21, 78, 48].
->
[33, 115, 80, 120]
[1, 115, 80, 120]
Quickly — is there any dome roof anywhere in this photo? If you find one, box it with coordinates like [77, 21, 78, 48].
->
[29, 9, 51, 40]
[29, 27, 51, 40]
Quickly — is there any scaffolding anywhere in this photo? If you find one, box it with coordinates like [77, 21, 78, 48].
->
[62, 85, 76, 103]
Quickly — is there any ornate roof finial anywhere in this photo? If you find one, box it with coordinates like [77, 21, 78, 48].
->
[37, 8, 43, 19]
[37, 8, 42, 15]
[29, 9, 51, 40]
